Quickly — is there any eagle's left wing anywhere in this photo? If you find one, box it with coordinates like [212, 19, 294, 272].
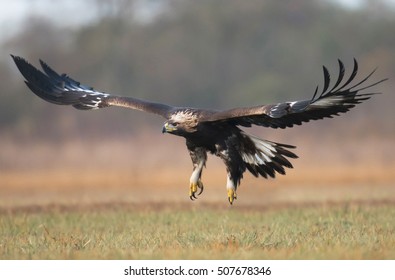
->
[11, 55, 174, 118]
[200, 59, 387, 129]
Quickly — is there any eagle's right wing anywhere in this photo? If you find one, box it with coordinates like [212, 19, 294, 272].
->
[200, 59, 387, 129]
[11, 55, 173, 118]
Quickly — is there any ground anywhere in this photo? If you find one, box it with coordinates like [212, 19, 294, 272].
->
[1, 203, 395, 259]
[1, 136, 394, 259]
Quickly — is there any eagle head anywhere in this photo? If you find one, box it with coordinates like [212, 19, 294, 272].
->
[162, 110, 198, 136]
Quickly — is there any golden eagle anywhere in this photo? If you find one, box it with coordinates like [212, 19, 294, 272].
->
[12, 55, 386, 204]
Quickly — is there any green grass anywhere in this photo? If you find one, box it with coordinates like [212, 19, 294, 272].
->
[1, 204, 394, 259]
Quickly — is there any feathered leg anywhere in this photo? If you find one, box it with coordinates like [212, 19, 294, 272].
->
[186, 143, 207, 200]
[216, 137, 244, 205]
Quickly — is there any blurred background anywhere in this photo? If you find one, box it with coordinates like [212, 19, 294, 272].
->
[0, 0, 394, 209]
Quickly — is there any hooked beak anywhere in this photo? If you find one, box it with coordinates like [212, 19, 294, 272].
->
[162, 122, 177, 133]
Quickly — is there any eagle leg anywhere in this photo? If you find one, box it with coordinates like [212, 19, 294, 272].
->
[187, 144, 207, 201]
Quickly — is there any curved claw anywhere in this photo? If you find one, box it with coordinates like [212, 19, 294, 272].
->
[189, 181, 204, 201]
[190, 192, 197, 201]
[197, 180, 204, 196]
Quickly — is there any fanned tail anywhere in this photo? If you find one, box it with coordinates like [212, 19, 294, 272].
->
[241, 133, 298, 179]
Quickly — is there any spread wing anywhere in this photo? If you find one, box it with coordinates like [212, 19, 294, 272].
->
[200, 59, 387, 128]
[11, 55, 174, 118]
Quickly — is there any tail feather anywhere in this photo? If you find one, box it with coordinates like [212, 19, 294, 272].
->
[241, 133, 298, 179]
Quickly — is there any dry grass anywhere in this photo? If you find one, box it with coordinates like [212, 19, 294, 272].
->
[1, 203, 394, 259]
[0, 135, 394, 259]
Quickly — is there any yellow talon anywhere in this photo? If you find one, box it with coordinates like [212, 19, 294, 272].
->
[189, 180, 204, 200]
[190, 182, 198, 198]
[227, 189, 237, 205]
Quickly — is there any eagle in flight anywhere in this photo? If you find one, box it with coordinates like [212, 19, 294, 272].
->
[12, 55, 386, 204]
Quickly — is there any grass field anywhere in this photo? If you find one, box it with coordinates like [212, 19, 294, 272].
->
[1, 203, 394, 259]
[1, 137, 394, 259]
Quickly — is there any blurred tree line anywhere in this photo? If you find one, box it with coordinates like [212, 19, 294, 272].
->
[1, 0, 394, 141]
